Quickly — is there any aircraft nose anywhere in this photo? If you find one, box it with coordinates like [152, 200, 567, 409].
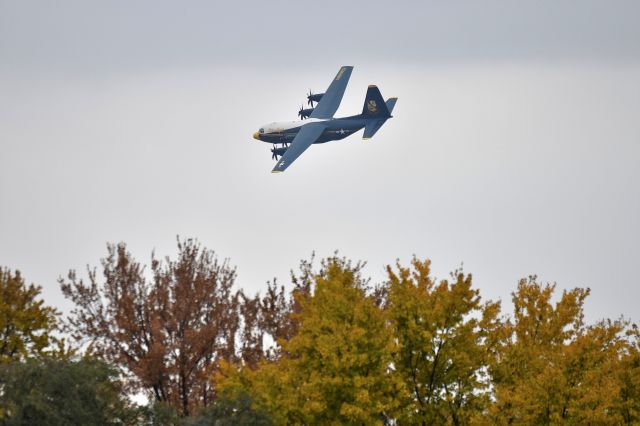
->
[253, 131, 260, 140]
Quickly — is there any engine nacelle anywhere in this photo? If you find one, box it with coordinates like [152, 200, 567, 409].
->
[271, 146, 288, 160]
[272, 147, 287, 156]
[307, 92, 324, 106]
[298, 107, 314, 119]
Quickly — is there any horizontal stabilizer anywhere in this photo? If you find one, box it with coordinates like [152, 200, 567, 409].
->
[362, 119, 387, 140]
[386, 97, 398, 115]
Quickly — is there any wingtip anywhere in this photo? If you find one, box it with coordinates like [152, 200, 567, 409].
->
[271, 170, 283, 174]
[368, 84, 377, 88]
[362, 137, 371, 141]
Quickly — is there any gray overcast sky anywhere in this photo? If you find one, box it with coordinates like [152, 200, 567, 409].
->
[1, 1, 639, 322]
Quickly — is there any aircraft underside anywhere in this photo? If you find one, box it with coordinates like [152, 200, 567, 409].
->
[259, 120, 365, 145]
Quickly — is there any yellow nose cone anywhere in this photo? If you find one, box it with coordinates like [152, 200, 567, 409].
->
[253, 132, 260, 140]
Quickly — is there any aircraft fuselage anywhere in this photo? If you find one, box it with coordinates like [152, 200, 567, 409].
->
[253, 115, 368, 145]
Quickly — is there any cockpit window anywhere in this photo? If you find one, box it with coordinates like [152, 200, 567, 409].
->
[259, 128, 264, 134]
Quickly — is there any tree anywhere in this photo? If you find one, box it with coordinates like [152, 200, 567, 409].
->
[384, 258, 501, 425]
[616, 324, 640, 423]
[184, 389, 272, 426]
[487, 277, 638, 425]
[0, 267, 60, 362]
[219, 256, 404, 425]
[60, 238, 247, 417]
[0, 358, 138, 425]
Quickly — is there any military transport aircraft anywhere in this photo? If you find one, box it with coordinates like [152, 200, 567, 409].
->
[252, 66, 397, 173]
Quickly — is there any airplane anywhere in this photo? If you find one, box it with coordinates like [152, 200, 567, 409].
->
[252, 66, 397, 173]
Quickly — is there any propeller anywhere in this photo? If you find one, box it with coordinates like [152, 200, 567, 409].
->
[307, 89, 314, 107]
[298, 105, 314, 120]
[271, 145, 288, 161]
[307, 90, 324, 107]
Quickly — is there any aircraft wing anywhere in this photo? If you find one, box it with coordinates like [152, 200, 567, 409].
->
[272, 122, 327, 173]
[309, 66, 354, 119]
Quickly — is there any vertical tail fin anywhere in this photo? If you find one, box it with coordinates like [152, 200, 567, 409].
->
[362, 85, 391, 118]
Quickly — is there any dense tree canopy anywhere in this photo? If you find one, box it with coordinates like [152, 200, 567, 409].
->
[0, 358, 138, 425]
[218, 258, 640, 425]
[219, 256, 404, 425]
[385, 258, 501, 425]
[59, 238, 282, 416]
[1, 242, 636, 424]
[183, 390, 273, 426]
[0, 267, 60, 362]
[486, 278, 640, 425]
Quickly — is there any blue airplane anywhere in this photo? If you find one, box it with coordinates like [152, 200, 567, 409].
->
[252, 66, 397, 173]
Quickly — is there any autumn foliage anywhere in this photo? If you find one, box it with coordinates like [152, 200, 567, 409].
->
[0, 268, 60, 363]
[59, 239, 280, 416]
[217, 257, 640, 425]
[2, 240, 639, 424]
